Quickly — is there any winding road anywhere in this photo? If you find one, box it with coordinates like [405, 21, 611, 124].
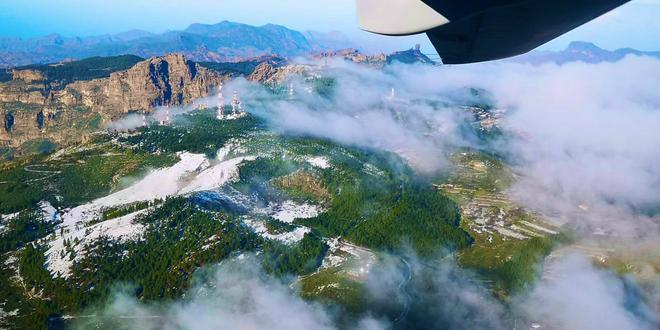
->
[393, 256, 412, 324]
[23, 164, 61, 183]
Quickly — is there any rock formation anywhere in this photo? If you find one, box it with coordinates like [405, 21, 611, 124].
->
[0, 54, 226, 151]
[60, 54, 225, 116]
[247, 63, 318, 84]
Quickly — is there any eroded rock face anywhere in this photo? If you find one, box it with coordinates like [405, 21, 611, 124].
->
[247, 63, 318, 84]
[0, 83, 48, 104]
[60, 54, 224, 117]
[246, 63, 279, 83]
[12, 69, 45, 83]
[0, 54, 226, 150]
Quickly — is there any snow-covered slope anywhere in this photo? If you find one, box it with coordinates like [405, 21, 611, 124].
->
[46, 210, 147, 278]
[45, 151, 257, 277]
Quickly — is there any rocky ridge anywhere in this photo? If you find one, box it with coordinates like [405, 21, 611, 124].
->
[0, 48, 435, 154]
[0, 54, 225, 150]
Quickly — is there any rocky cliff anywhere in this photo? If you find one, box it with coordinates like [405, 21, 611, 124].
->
[60, 54, 224, 114]
[247, 63, 315, 84]
[246, 48, 434, 84]
[0, 54, 225, 152]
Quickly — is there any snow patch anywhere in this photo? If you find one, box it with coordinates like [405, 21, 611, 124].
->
[45, 210, 147, 278]
[362, 163, 385, 176]
[179, 156, 254, 195]
[271, 201, 321, 223]
[306, 156, 331, 169]
[57, 152, 208, 231]
[0, 211, 20, 222]
[0, 308, 19, 321]
[0, 213, 15, 234]
[215, 139, 247, 160]
[242, 216, 310, 244]
[38, 201, 60, 222]
[94, 152, 209, 207]
[320, 238, 376, 278]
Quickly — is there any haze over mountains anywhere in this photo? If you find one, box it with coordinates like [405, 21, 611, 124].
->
[2, 21, 659, 68]
[0, 21, 356, 68]
[516, 41, 660, 65]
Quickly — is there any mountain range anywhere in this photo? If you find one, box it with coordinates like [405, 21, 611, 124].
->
[1, 21, 659, 69]
[0, 21, 355, 68]
[515, 41, 660, 64]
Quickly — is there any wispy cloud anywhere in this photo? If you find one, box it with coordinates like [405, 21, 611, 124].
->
[238, 56, 660, 237]
[73, 256, 339, 329]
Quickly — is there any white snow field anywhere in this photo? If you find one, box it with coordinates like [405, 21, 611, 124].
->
[46, 210, 147, 278]
[306, 156, 331, 169]
[271, 201, 321, 223]
[242, 216, 311, 245]
[45, 151, 256, 277]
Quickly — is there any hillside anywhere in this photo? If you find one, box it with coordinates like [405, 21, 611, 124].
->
[0, 108, 476, 328]
[0, 51, 657, 329]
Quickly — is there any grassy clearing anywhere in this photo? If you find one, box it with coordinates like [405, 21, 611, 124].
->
[300, 267, 366, 312]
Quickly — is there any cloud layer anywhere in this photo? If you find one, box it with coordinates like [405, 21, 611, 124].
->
[73, 256, 337, 330]
[239, 56, 660, 236]
[77, 252, 658, 330]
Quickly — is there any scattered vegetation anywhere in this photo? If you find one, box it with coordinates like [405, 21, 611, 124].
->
[1, 198, 263, 328]
[0, 101, 42, 113]
[18, 138, 57, 155]
[120, 111, 264, 157]
[313, 77, 336, 98]
[275, 171, 331, 203]
[440, 150, 566, 295]
[0, 208, 56, 254]
[0, 97, 572, 327]
[300, 268, 366, 312]
[235, 135, 473, 256]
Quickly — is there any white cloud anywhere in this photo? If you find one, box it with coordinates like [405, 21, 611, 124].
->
[517, 254, 657, 330]
[75, 257, 343, 330]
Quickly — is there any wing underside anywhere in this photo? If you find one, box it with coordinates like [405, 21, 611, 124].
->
[357, 0, 631, 64]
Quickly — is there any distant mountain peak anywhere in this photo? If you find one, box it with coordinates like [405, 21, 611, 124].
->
[516, 41, 660, 65]
[112, 29, 155, 41]
[387, 47, 435, 65]
[0, 21, 338, 68]
[567, 41, 602, 51]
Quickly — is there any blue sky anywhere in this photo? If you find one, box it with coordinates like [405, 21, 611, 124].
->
[0, 0, 658, 52]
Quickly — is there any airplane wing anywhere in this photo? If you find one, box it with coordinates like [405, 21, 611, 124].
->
[356, 0, 631, 64]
